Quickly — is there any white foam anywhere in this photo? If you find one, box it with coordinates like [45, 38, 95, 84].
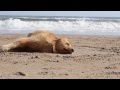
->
[0, 18, 120, 35]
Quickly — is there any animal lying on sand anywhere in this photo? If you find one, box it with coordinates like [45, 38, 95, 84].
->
[1, 30, 74, 54]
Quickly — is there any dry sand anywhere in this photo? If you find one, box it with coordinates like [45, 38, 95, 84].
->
[0, 34, 120, 79]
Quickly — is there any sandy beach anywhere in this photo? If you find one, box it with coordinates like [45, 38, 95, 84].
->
[0, 34, 120, 79]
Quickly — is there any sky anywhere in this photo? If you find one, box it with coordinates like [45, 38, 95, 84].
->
[0, 11, 120, 17]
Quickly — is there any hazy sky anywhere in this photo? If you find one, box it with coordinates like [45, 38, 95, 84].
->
[0, 11, 120, 17]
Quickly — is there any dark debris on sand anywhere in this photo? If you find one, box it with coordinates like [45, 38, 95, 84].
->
[14, 72, 26, 76]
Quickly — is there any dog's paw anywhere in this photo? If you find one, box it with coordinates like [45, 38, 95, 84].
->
[1, 45, 10, 52]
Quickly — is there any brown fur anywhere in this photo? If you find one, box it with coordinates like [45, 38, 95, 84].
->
[1, 30, 74, 54]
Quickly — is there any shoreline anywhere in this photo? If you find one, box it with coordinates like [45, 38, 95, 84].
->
[1, 33, 120, 37]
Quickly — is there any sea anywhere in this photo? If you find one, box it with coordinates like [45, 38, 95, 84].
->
[0, 15, 120, 35]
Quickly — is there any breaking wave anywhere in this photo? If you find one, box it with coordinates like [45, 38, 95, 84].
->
[0, 16, 120, 35]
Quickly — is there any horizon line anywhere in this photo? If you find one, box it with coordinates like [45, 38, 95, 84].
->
[0, 15, 120, 18]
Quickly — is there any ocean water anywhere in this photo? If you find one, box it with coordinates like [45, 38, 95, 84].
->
[0, 15, 120, 35]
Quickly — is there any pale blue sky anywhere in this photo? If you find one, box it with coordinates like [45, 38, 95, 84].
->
[0, 11, 120, 17]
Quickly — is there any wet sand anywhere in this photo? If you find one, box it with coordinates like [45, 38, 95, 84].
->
[0, 34, 120, 79]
